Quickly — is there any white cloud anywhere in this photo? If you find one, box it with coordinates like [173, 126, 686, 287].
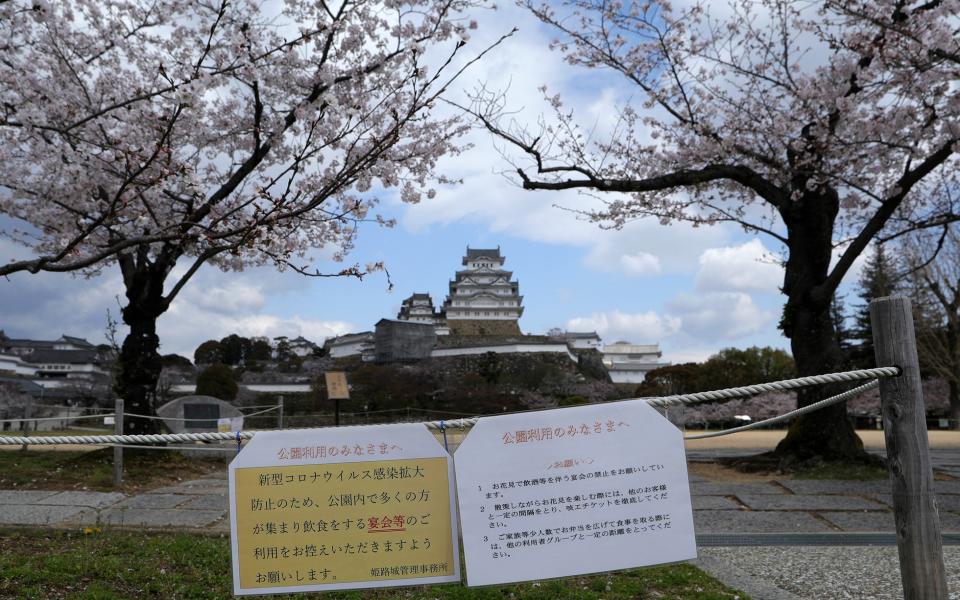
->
[185, 280, 267, 314]
[159, 270, 356, 356]
[662, 347, 717, 363]
[398, 2, 733, 276]
[160, 306, 353, 357]
[566, 310, 681, 342]
[695, 239, 782, 293]
[618, 252, 662, 276]
[0, 235, 356, 360]
[668, 292, 774, 341]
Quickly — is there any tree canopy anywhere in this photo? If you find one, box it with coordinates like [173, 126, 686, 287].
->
[0, 0, 501, 433]
[637, 346, 795, 396]
[193, 340, 222, 366]
[470, 0, 959, 465]
[195, 363, 238, 401]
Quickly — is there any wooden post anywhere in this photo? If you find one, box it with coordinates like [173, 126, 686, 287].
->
[19, 403, 31, 452]
[870, 295, 947, 600]
[113, 398, 124, 488]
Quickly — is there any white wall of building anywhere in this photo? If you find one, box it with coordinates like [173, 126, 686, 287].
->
[169, 383, 312, 394]
[608, 370, 653, 384]
[329, 338, 370, 358]
[431, 344, 576, 362]
[0, 354, 36, 376]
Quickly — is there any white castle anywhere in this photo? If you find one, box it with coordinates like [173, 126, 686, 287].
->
[397, 247, 523, 336]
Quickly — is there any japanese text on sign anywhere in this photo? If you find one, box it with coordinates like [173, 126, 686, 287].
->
[229, 424, 459, 595]
[455, 401, 695, 587]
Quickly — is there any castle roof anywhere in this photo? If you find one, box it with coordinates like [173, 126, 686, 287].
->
[565, 331, 600, 339]
[463, 247, 502, 264]
[403, 292, 434, 303]
[21, 349, 103, 364]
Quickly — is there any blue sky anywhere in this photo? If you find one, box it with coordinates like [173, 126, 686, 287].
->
[0, 2, 869, 363]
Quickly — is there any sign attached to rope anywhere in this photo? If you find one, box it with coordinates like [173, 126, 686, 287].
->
[454, 401, 696, 587]
[218, 417, 244, 433]
[228, 424, 460, 595]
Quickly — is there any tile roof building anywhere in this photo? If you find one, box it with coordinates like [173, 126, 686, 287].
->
[396, 293, 441, 325]
[397, 247, 523, 336]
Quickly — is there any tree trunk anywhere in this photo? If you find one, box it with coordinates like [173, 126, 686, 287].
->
[949, 379, 960, 431]
[772, 187, 872, 466]
[114, 259, 170, 436]
[947, 320, 960, 431]
[774, 299, 867, 463]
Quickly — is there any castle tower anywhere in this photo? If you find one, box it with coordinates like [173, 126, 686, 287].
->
[396, 293, 439, 324]
[441, 247, 523, 336]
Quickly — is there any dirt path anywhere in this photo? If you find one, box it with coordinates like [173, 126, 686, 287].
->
[684, 429, 960, 451]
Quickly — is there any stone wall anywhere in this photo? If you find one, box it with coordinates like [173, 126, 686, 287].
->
[374, 320, 436, 362]
[447, 319, 521, 336]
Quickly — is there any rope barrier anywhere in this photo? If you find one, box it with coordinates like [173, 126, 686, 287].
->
[0, 366, 901, 446]
[0, 431, 257, 445]
[121, 405, 279, 422]
[684, 380, 880, 440]
[640, 367, 899, 408]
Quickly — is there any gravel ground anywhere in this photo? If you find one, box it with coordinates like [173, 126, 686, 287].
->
[699, 546, 960, 600]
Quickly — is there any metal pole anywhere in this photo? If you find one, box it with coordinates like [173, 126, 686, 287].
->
[277, 395, 284, 429]
[113, 398, 124, 488]
[870, 295, 947, 599]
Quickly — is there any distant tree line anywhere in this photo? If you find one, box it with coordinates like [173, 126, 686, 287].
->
[636, 347, 796, 397]
[194, 335, 275, 366]
[839, 237, 960, 428]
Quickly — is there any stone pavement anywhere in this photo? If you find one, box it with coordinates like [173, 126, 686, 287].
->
[0, 476, 230, 531]
[2, 466, 959, 535]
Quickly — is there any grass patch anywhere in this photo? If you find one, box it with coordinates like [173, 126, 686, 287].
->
[0, 530, 747, 600]
[0, 448, 225, 493]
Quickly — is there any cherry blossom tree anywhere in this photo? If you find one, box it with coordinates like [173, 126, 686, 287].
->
[469, 0, 959, 465]
[0, 0, 502, 433]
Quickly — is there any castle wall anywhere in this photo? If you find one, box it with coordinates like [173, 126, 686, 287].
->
[448, 319, 521, 337]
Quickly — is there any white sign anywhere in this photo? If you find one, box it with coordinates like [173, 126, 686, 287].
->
[455, 401, 696, 586]
[218, 416, 244, 433]
[229, 424, 460, 596]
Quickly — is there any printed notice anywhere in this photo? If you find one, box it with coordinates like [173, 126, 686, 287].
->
[324, 371, 350, 400]
[455, 401, 695, 586]
[229, 424, 460, 595]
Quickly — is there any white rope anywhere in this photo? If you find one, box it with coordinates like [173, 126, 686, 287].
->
[121, 405, 279, 422]
[684, 380, 879, 440]
[0, 431, 257, 445]
[640, 367, 898, 408]
[0, 366, 899, 446]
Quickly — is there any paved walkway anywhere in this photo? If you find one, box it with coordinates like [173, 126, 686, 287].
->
[1, 444, 959, 534]
[2, 444, 959, 599]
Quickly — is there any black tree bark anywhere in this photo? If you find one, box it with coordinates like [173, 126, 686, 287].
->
[946, 321, 960, 431]
[114, 250, 175, 435]
[772, 187, 871, 465]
